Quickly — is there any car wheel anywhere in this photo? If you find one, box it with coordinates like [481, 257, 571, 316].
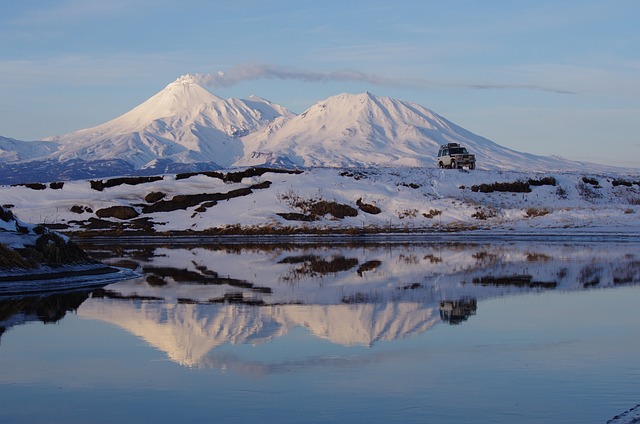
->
[451, 160, 456, 169]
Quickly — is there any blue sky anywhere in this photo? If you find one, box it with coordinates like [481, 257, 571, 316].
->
[1, 0, 638, 167]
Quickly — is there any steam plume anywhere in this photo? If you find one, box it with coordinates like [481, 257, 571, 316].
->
[175, 62, 575, 94]
[175, 63, 406, 88]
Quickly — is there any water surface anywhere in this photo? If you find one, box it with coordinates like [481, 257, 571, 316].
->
[1, 240, 639, 423]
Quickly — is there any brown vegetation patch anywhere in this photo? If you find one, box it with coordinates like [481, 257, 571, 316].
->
[142, 182, 270, 214]
[0, 244, 35, 269]
[582, 176, 600, 187]
[423, 209, 442, 219]
[143, 187, 253, 213]
[95, 206, 140, 220]
[31, 233, 90, 265]
[71, 217, 120, 230]
[341, 292, 381, 304]
[472, 275, 557, 288]
[90, 176, 163, 191]
[277, 212, 318, 221]
[356, 198, 381, 214]
[471, 181, 531, 193]
[175, 170, 225, 180]
[194, 202, 217, 213]
[527, 177, 556, 186]
[472, 207, 497, 220]
[309, 200, 358, 219]
[424, 254, 443, 263]
[278, 191, 358, 221]
[398, 182, 421, 189]
[398, 209, 418, 219]
[339, 170, 367, 180]
[11, 182, 47, 190]
[176, 167, 302, 182]
[250, 180, 272, 190]
[525, 207, 550, 218]
[127, 217, 157, 233]
[526, 253, 552, 262]
[357, 260, 382, 276]
[2, 233, 92, 269]
[144, 191, 166, 203]
[612, 179, 640, 187]
[70, 205, 93, 214]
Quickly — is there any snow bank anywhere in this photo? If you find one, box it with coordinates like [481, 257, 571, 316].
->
[0, 205, 138, 296]
[1, 167, 638, 235]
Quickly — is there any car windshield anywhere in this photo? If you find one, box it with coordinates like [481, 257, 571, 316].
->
[450, 147, 468, 155]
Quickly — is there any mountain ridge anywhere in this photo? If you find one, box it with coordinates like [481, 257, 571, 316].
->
[0, 79, 630, 183]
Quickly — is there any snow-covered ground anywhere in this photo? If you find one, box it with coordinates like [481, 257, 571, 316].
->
[1, 167, 638, 235]
[0, 205, 137, 296]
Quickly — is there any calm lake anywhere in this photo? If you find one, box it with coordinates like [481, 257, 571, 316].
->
[1, 239, 639, 423]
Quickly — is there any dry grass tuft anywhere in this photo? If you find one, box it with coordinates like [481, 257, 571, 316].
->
[525, 207, 550, 218]
[423, 209, 442, 219]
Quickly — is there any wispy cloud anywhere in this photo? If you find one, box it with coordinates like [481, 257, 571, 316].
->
[178, 62, 575, 94]
[466, 83, 575, 94]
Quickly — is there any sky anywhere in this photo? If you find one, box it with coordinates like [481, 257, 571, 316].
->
[1, 0, 639, 167]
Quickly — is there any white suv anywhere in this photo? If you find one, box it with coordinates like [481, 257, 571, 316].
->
[437, 143, 476, 169]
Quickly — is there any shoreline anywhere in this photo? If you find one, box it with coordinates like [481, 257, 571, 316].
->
[0, 264, 119, 283]
[0, 264, 138, 298]
[72, 228, 640, 246]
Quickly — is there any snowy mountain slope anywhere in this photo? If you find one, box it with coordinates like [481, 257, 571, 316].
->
[42, 76, 293, 169]
[237, 92, 579, 171]
[0, 135, 58, 162]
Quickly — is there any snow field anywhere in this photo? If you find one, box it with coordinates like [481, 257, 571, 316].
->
[1, 167, 638, 234]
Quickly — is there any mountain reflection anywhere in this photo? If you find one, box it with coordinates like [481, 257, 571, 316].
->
[70, 241, 640, 367]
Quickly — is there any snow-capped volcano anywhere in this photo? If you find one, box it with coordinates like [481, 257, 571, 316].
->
[0, 77, 622, 184]
[239, 92, 566, 170]
[43, 76, 293, 169]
